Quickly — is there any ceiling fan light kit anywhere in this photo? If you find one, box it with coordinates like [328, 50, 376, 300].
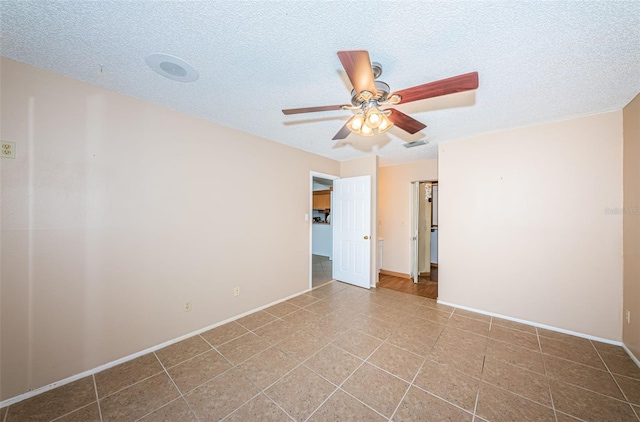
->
[346, 106, 393, 137]
[282, 50, 479, 144]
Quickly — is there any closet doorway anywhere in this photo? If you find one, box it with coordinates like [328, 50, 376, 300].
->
[410, 180, 438, 291]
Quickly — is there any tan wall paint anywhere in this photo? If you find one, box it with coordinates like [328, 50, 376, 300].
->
[438, 112, 623, 340]
[623, 94, 640, 359]
[340, 155, 379, 287]
[378, 160, 438, 275]
[0, 58, 340, 400]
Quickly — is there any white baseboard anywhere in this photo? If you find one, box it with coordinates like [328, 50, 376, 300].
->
[6, 291, 636, 409]
[437, 300, 625, 347]
[0, 288, 311, 409]
[622, 343, 640, 368]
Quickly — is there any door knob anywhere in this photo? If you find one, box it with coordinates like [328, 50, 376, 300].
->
[364, 236, 369, 240]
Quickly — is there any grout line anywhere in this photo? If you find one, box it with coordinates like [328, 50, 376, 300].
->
[409, 382, 478, 417]
[557, 410, 590, 422]
[470, 387, 481, 422]
[256, 363, 308, 421]
[474, 329, 491, 421]
[262, 395, 298, 422]
[152, 351, 202, 422]
[160, 339, 216, 370]
[302, 387, 341, 422]
[204, 315, 380, 417]
[310, 338, 391, 420]
[244, 335, 331, 392]
[364, 358, 419, 386]
[537, 327, 559, 422]
[133, 397, 189, 422]
[217, 391, 264, 422]
[545, 375, 640, 405]
[439, 301, 624, 347]
[307, 334, 389, 413]
[211, 342, 268, 368]
[211, 329, 260, 349]
[332, 388, 390, 421]
[507, 346, 634, 405]
[48, 402, 100, 422]
[247, 354, 304, 391]
[311, 278, 334, 289]
[487, 335, 540, 352]
[539, 347, 638, 404]
[92, 374, 103, 422]
[97, 368, 166, 400]
[590, 341, 635, 406]
[388, 354, 429, 421]
[389, 323, 451, 420]
[479, 370, 557, 410]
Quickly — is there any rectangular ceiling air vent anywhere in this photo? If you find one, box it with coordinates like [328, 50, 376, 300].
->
[403, 140, 427, 148]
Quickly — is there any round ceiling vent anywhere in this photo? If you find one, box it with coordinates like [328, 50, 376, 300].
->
[145, 53, 199, 82]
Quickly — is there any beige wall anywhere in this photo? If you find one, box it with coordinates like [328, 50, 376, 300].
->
[340, 155, 379, 287]
[379, 160, 438, 275]
[623, 94, 640, 359]
[438, 112, 624, 340]
[0, 58, 339, 400]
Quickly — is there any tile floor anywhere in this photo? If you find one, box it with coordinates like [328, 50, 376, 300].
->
[311, 255, 333, 288]
[4, 281, 640, 422]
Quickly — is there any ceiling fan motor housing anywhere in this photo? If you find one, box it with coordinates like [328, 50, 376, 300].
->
[371, 62, 383, 79]
[351, 81, 390, 106]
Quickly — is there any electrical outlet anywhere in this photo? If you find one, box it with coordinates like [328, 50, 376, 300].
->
[1, 141, 16, 159]
[234, 287, 240, 297]
[626, 310, 631, 324]
[184, 300, 192, 312]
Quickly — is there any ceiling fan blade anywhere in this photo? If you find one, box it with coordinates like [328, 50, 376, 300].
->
[391, 72, 479, 105]
[332, 120, 352, 140]
[387, 109, 427, 134]
[282, 105, 348, 115]
[337, 50, 377, 96]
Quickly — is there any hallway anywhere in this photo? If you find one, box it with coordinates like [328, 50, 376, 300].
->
[378, 267, 438, 300]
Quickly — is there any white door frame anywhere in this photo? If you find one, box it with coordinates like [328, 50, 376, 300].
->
[309, 171, 340, 290]
[410, 179, 438, 284]
[410, 181, 420, 284]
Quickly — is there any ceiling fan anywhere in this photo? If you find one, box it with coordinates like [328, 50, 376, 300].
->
[282, 50, 479, 141]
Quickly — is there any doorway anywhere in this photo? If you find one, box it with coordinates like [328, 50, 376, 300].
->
[410, 180, 438, 295]
[310, 172, 338, 289]
[309, 172, 374, 291]
[377, 180, 438, 299]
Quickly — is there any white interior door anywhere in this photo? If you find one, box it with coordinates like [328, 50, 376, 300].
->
[332, 175, 371, 289]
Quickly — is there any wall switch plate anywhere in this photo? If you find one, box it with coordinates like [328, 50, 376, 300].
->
[1, 141, 15, 159]
[234, 287, 240, 297]
[184, 300, 192, 312]
[626, 310, 631, 324]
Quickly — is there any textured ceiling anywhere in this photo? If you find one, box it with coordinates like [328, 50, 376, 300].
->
[1, 1, 639, 166]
